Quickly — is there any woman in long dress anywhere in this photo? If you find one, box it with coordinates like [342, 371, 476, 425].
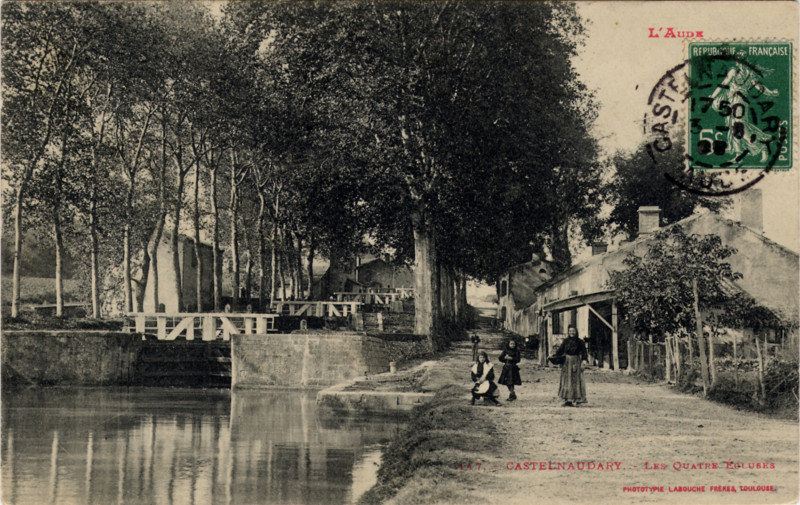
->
[554, 325, 588, 407]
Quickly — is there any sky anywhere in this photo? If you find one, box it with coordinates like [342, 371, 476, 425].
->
[573, 1, 799, 252]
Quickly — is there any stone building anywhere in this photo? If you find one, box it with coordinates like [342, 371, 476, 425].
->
[142, 232, 220, 313]
[312, 255, 414, 299]
[499, 189, 799, 370]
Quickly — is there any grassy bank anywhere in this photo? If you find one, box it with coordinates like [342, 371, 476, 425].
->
[358, 385, 504, 505]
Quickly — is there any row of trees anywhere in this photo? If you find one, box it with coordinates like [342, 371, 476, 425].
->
[3, 2, 721, 337]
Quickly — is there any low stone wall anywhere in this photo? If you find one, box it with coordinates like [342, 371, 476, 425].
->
[2, 331, 142, 386]
[231, 331, 390, 388]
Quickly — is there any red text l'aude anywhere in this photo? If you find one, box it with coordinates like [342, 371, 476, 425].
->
[648, 28, 704, 38]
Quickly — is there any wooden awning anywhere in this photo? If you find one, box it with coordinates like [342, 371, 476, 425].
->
[541, 290, 615, 313]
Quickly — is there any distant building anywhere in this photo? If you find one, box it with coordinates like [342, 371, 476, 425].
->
[357, 258, 414, 290]
[495, 254, 555, 338]
[312, 255, 414, 299]
[142, 231, 220, 313]
[499, 189, 799, 370]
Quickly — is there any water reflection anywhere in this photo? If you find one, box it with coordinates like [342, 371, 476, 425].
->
[2, 388, 404, 505]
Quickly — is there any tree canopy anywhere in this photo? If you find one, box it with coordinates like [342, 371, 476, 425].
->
[605, 141, 729, 240]
[3, 1, 602, 333]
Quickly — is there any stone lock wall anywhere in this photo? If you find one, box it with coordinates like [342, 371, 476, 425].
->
[231, 331, 390, 388]
[2, 331, 143, 386]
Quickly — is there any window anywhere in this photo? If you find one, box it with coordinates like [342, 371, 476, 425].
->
[552, 312, 563, 334]
[500, 280, 508, 297]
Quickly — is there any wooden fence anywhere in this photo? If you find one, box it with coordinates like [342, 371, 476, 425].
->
[271, 301, 361, 317]
[334, 291, 401, 305]
[125, 312, 277, 341]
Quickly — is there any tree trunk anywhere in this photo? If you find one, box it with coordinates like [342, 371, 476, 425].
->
[89, 192, 100, 318]
[278, 227, 287, 301]
[709, 327, 717, 388]
[229, 151, 240, 310]
[754, 333, 766, 405]
[293, 233, 303, 300]
[53, 214, 64, 318]
[171, 170, 186, 313]
[193, 163, 203, 312]
[692, 278, 710, 395]
[438, 264, 454, 326]
[674, 335, 682, 381]
[269, 197, 279, 302]
[461, 275, 468, 326]
[665, 336, 673, 382]
[52, 123, 68, 318]
[453, 270, 463, 326]
[257, 192, 267, 309]
[123, 184, 134, 314]
[11, 185, 25, 318]
[307, 237, 315, 300]
[210, 167, 221, 311]
[245, 251, 253, 303]
[279, 255, 287, 302]
[269, 227, 277, 301]
[733, 334, 739, 387]
[412, 207, 439, 341]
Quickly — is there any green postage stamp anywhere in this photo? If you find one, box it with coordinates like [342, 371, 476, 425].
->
[688, 41, 792, 171]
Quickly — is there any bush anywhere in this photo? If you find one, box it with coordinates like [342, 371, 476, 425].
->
[676, 366, 703, 394]
[763, 359, 799, 412]
[707, 372, 759, 410]
[2, 314, 124, 331]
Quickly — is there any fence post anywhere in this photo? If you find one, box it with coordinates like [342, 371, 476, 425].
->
[135, 314, 146, 334]
[186, 317, 195, 341]
[627, 339, 633, 371]
[157, 316, 167, 340]
[202, 316, 215, 341]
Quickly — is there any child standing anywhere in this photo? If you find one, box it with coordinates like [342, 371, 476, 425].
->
[498, 339, 522, 401]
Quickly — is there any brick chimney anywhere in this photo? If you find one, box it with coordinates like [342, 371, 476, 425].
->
[738, 189, 763, 233]
[591, 242, 608, 255]
[638, 206, 661, 235]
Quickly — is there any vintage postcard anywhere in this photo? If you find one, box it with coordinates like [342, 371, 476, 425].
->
[1, 1, 798, 505]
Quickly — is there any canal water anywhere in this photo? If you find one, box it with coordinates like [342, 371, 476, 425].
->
[1, 388, 405, 505]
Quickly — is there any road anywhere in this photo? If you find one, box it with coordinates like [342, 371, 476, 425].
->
[381, 327, 799, 505]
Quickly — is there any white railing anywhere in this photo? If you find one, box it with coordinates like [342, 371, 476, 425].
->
[271, 301, 361, 317]
[333, 291, 401, 305]
[395, 287, 414, 299]
[125, 312, 277, 341]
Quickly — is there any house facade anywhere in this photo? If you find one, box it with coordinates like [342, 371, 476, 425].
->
[142, 232, 220, 313]
[499, 190, 799, 370]
[312, 256, 414, 299]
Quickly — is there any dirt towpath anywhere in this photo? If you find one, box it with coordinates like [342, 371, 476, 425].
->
[376, 327, 799, 505]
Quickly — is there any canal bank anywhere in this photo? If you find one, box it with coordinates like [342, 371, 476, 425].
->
[354, 328, 800, 505]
